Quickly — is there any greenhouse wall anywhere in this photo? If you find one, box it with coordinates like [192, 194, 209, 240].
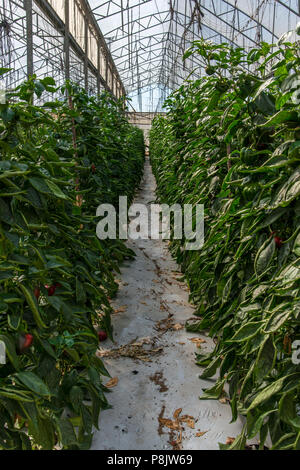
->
[0, 0, 125, 99]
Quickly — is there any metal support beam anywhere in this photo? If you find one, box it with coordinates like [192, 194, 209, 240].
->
[275, 0, 299, 17]
[25, 0, 33, 77]
[97, 40, 101, 94]
[64, 0, 70, 81]
[84, 17, 88, 92]
[111, 70, 115, 97]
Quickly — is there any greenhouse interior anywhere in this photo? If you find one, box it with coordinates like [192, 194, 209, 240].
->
[0, 0, 299, 453]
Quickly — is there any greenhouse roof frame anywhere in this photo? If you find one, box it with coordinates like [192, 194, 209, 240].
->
[90, 0, 300, 111]
[0, 1, 299, 112]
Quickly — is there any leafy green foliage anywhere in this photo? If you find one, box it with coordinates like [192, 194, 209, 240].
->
[150, 33, 300, 449]
[0, 75, 144, 449]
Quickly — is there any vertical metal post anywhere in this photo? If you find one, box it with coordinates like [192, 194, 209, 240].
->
[105, 58, 109, 90]
[64, 0, 70, 81]
[25, 0, 33, 77]
[271, 1, 276, 47]
[183, 0, 187, 69]
[121, 0, 124, 33]
[111, 71, 115, 97]
[84, 17, 88, 92]
[97, 40, 101, 94]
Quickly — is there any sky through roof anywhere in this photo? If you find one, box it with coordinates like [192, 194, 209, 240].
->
[89, 0, 300, 111]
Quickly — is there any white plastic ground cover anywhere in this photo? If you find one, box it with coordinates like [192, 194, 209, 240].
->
[91, 158, 250, 451]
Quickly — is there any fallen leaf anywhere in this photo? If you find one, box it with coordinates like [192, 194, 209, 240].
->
[97, 337, 163, 362]
[105, 377, 118, 388]
[196, 431, 208, 437]
[173, 323, 184, 331]
[173, 408, 182, 419]
[155, 314, 175, 333]
[114, 305, 127, 314]
[149, 372, 168, 392]
[219, 397, 227, 404]
[189, 337, 206, 348]
[190, 337, 206, 344]
[132, 336, 152, 346]
[226, 437, 236, 445]
[158, 418, 180, 431]
[181, 415, 195, 429]
[158, 407, 196, 450]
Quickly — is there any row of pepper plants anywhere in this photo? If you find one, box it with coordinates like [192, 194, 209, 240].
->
[0, 75, 145, 449]
[150, 27, 300, 450]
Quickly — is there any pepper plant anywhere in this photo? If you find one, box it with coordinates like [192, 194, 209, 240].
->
[150, 28, 300, 449]
[0, 75, 144, 449]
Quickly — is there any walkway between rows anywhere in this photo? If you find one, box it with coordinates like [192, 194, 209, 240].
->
[92, 158, 244, 450]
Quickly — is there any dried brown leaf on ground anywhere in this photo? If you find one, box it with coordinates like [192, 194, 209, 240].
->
[105, 377, 118, 388]
[181, 415, 195, 429]
[196, 431, 208, 438]
[132, 336, 152, 346]
[175, 429, 183, 447]
[173, 408, 182, 419]
[171, 271, 181, 276]
[171, 273, 183, 283]
[219, 391, 229, 404]
[158, 407, 196, 450]
[172, 323, 184, 331]
[158, 418, 180, 431]
[156, 314, 184, 334]
[149, 371, 168, 393]
[226, 437, 236, 445]
[97, 337, 163, 362]
[190, 337, 206, 344]
[155, 314, 174, 333]
[114, 305, 127, 314]
[219, 397, 228, 404]
[189, 337, 207, 348]
[158, 405, 166, 436]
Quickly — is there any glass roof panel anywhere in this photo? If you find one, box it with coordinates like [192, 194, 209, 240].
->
[89, 0, 300, 111]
